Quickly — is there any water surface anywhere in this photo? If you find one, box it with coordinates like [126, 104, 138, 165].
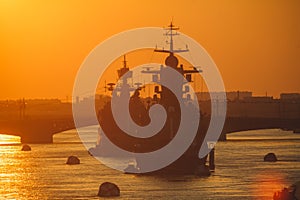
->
[0, 129, 299, 199]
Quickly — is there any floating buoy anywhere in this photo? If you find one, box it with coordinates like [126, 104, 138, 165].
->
[264, 153, 277, 162]
[97, 182, 120, 197]
[66, 156, 80, 165]
[21, 144, 31, 151]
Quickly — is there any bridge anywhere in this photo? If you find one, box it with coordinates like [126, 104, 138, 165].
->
[0, 98, 300, 143]
[220, 117, 300, 140]
[0, 118, 75, 143]
[1, 116, 298, 143]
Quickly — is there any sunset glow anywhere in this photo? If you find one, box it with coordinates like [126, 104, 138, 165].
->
[0, 1, 299, 99]
[0, 1, 299, 199]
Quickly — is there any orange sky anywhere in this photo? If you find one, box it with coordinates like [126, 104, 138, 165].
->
[0, 0, 299, 100]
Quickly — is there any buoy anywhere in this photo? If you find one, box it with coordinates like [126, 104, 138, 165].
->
[264, 153, 277, 162]
[97, 182, 120, 197]
[66, 156, 80, 165]
[21, 144, 31, 151]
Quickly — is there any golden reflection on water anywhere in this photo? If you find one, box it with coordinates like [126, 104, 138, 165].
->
[0, 134, 38, 199]
[251, 170, 287, 200]
[0, 134, 20, 144]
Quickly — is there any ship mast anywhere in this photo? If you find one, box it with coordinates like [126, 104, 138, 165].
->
[167, 21, 176, 53]
[154, 21, 189, 54]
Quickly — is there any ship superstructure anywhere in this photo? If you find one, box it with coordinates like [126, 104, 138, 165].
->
[90, 22, 211, 176]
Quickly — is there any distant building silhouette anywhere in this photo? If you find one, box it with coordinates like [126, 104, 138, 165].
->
[196, 91, 252, 101]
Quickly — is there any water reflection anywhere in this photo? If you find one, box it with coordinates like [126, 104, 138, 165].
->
[252, 171, 287, 200]
[0, 130, 299, 199]
[0, 134, 20, 145]
[0, 134, 40, 199]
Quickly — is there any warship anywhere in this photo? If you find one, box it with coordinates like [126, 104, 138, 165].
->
[89, 22, 213, 176]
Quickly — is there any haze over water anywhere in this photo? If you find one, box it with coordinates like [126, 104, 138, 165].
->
[0, 128, 299, 199]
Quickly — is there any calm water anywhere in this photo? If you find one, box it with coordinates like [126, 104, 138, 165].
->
[0, 128, 299, 200]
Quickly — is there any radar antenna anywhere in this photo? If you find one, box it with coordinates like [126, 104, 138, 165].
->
[154, 21, 189, 54]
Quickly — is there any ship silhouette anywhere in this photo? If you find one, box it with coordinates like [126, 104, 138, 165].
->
[89, 22, 212, 176]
